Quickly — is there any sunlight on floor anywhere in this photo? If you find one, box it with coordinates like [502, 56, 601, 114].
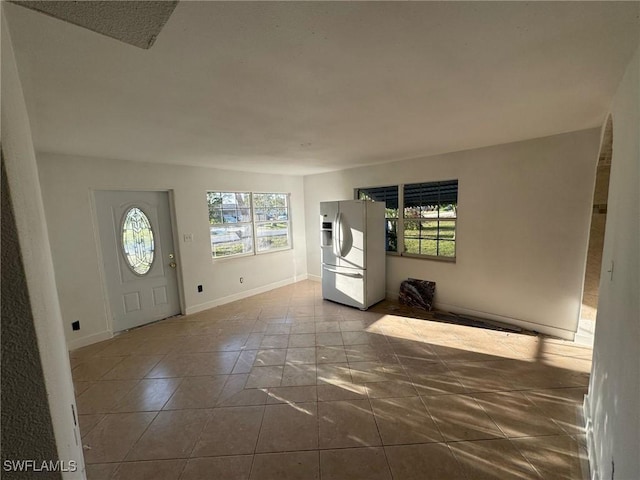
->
[71, 280, 592, 480]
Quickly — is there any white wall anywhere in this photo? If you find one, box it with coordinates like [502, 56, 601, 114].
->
[37, 153, 307, 349]
[585, 44, 639, 480]
[304, 129, 600, 338]
[1, 10, 85, 478]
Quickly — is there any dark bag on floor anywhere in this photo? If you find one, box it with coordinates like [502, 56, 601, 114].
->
[399, 278, 436, 311]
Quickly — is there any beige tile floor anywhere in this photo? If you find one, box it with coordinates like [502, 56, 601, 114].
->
[72, 281, 592, 480]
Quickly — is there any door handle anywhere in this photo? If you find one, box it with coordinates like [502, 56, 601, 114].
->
[323, 267, 362, 279]
[333, 212, 341, 257]
[169, 262, 177, 268]
[335, 212, 351, 257]
[339, 218, 352, 257]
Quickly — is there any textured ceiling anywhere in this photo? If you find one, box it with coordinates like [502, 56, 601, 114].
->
[5, 1, 640, 175]
[10, 1, 177, 49]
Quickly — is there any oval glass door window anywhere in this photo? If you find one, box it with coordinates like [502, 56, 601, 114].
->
[121, 207, 155, 275]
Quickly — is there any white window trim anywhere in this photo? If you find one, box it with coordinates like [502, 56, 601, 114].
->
[208, 191, 292, 260]
[355, 181, 457, 261]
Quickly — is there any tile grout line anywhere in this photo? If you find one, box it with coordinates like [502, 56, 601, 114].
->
[74, 281, 592, 478]
[184, 407, 216, 469]
[247, 376, 270, 477]
[443, 442, 473, 480]
[366, 395, 395, 479]
[111, 409, 161, 466]
[316, 384, 323, 480]
[507, 435, 550, 479]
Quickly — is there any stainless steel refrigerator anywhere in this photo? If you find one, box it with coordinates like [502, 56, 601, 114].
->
[320, 199, 386, 309]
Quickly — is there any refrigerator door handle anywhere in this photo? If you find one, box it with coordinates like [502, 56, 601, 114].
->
[323, 267, 363, 279]
[336, 212, 353, 258]
[333, 212, 341, 257]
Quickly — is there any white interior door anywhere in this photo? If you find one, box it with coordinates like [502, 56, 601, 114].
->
[95, 190, 181, 332]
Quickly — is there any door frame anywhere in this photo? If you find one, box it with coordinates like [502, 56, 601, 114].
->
[89, 188, 185, 334]
[578, 116, 613, 325]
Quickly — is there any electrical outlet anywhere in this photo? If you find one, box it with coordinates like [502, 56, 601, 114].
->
[72, 321, 80, 331]
[197, 285, 203, 293]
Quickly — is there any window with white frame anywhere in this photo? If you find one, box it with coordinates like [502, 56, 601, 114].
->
[356, 186, 399, 252]
[356, 179, 458, 260]
[207, 191, 291, 258]
[253, 193, 291, 252]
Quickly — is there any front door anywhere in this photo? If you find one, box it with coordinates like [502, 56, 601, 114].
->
[94, 190, 181, 332]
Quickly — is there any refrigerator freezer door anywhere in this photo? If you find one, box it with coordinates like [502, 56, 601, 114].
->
[320, 201, 339, 267]
[322, 265, 366, 309]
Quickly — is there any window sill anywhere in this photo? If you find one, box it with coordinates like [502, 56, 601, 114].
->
[387, 252, 456, 263]
[211, 247, 293, 262]
[211, 251, 255, 262]
[256, 246, 292, 255]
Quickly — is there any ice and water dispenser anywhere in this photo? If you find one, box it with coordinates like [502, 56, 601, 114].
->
[321, 219, 333, 247]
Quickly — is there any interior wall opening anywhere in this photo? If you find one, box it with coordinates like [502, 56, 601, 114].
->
[578, 115, 613, 342]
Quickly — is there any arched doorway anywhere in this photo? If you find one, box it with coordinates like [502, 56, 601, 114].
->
[577, 116, 613, 344]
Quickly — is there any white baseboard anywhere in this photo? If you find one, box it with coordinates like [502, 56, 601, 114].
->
[574, 332, 595, 347]
[67, 330, 112, 351]
[583, 394, 599, 480]
[307, 274, 321, 283]
[383, 294, 575, 340]
[185, 276, 308, 315]
[66, 277, 311, 349]
[435, 302, 575, 339]
[574, 318, 595, 347]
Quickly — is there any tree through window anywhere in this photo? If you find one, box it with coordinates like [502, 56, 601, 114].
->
[207, 191, 292, 258]
[356, 180, 458, 260]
